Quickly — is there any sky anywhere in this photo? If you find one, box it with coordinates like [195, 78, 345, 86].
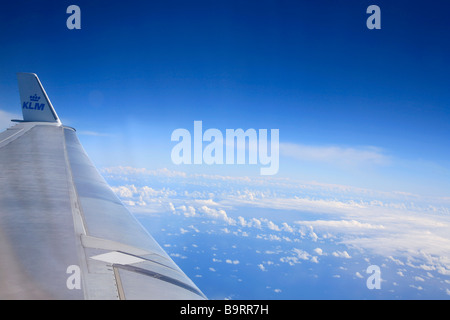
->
[1, 0, 450, 196]
[1, 0, 450, 299]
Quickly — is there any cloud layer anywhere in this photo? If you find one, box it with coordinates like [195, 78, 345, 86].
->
[280, 142, 391, 167]
[104, 166, 450, 297]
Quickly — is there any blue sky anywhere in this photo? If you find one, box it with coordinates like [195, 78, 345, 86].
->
[1, 0, 450, 195]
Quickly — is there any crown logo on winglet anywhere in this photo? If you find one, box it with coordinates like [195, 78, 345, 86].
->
[30, 94, 40, 102]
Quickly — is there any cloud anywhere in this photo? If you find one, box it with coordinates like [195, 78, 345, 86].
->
[280, 248, 318, 265]
[296, 219, 385, 230]
[113, 185, 137, 198]
[102, 166, 187, 178]
[280, 142, 390, 167]
[78, 130, 114, 137]
[266, 220, 280, 231]
[314, 248, 324, 256]
[106, 165, 450, 279]
[332, 251, 352, 259]
[198, 206, 236, 225]
[221, 195, 371, 216]
[258, 264, 267, 271]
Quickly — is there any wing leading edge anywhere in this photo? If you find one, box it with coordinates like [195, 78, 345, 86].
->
[0, 73, 206, 300]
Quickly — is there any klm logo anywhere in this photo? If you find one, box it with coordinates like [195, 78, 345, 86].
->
[23, 94, 45, 111]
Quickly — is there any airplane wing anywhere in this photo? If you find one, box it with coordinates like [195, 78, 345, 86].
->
[0, 73, 206, 300]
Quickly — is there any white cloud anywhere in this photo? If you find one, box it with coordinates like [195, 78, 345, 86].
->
[113, 185, 137, 198]
[332, 251, 352, 259]
[310, 256, 319, 263]
[409, 285, 423, 291]
[314, 248, 324, 256]
[170, 253, 187, 259]
[281, 222, 295, 233]
[78, 130, 113, 137]
[280, 142, 390, 167]
[280, 248, 318, 266]
[268, 234, 281, 241]
[198, 206, 236, 225]
[389, 256, 405, 266]
[308, 227, 318, 242]
[296, 219, 385, 230]
[293, 248, 311, 261]
[111, 184, 176, 201]
[194, 199, 220, 207]
[189, 225, 200, 233]
[266, 220, 280, 231]
[102, 166, 187, 178]
[107, 165, 450, 281]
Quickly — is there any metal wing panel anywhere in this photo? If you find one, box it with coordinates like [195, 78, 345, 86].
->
[0, 124, 83, 299]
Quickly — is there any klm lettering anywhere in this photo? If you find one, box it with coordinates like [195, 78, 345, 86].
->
[24, 94, 45, 110]
[23, 101, 45, 111]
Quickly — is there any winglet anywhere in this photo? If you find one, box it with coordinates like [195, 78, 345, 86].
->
[17, 73, 60, 123]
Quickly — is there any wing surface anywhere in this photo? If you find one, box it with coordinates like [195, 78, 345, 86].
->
[0, 73, 205, 300]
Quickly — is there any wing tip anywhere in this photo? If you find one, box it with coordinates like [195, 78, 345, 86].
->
[16, 72, 61, 124]
[16, 72, 38, 79]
